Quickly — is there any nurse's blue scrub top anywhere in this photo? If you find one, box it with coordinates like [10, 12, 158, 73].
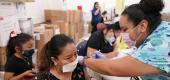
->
[131, 21, 170, 80]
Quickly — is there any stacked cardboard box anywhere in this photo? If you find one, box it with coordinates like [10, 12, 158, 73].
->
[162, 13, 170, 22]
[87, 22, 92, 33]
[45, 10, 69, 23]
[0, 47, 7, 66]
[34, 24, 60, 51]
[44, 10, 84, 43]
[34, 24, 62, 64]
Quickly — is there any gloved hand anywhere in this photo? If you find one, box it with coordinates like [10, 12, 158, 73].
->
[78, 56, 84, 65]
[92, 51, 106, 59]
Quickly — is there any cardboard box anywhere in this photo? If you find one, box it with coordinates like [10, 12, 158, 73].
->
[0, 47, 6, 56]
[162, 13, 170, 22]
[87, 22, 92, 33]
[77, 23, 84, 38]
[66, 10, 83, 23]
[69, 23, 77, 38]
[74, 11, 83, 23]
[45, 24, 60, 35]
[0, 47, 7, 66]
[33, 25, 45, 33]
[53, 22, 70, 36]
[35, 29, 53, 51]
[45, 10, 69, 23]
[45, 10, 83, 24]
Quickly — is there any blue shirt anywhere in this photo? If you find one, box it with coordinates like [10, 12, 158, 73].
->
[131, 21, 170, 80]
[91, 8, 102, 24]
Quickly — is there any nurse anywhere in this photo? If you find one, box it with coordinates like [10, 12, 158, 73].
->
[82, 0, 170, 79]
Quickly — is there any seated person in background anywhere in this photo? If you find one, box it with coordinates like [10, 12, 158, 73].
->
[97, 23, 107, 31]
[37, 34, 85, 80]
[5, 31, 35, 80]
[87, 22, 121, 58]
[101, 11, 108, 22]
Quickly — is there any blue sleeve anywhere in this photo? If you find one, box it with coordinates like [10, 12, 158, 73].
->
[92, 9, 99, 16]
[131, 22, 170, 73]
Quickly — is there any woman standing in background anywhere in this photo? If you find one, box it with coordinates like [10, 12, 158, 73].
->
[91, 2, 102, 33]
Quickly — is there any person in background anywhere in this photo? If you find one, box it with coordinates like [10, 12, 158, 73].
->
[87, 22, 121, 58]
[91, 2, 102, 33]
[4, 31, 35, 80]
[82, 0, 170, 79]
[101, 11, 108, 22]
[86, 22, 121, 80]
[96, 23, 107, 31]
[37, 34, 85, 80]
[112, 8, 119, 22]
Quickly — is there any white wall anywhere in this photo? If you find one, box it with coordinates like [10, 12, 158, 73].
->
[24, 0, 170, 24]
[163, 0, 170, 13]
[24, 0, 64, 24]
[66, 0, 115, 12]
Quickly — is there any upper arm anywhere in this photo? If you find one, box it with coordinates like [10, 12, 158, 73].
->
[107, 56, 161, 77]
[5, 60, 16, 73]
[85, 55, 161, 77]
[87, 33, 100, 56]
[4, 59, 17, 80]
[4, 72, 15, 80]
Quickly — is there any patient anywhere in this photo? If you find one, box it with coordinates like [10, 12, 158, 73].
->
[37, 34, 85, 80]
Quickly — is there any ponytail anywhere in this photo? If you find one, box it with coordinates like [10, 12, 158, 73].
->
[6, 31, 33, 60]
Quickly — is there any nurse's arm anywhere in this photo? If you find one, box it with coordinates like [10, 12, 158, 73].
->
[84, 55, 161, 77]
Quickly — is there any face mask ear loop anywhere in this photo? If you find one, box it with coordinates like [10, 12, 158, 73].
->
[135, 31, 143, 47]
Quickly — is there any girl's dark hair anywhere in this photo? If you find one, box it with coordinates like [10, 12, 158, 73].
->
[122, 0, 164, 34]
[38, 34, 74, 71]
[106, 22, 120, 31]
[6, 32, 33, 60]
[93, 2, 99, 9]
[112, 22, 121, 31]
[102, 11, 107, 15]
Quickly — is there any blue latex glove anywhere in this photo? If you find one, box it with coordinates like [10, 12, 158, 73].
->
[93, 51, 106, 59]
[78, 56, 84, 65]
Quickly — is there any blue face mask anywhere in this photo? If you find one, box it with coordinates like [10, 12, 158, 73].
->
[23, 49, 35, 57]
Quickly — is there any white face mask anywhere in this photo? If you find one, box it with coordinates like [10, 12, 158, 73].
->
[62, 56, 78, 73]
[105, 36, 115, 46]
